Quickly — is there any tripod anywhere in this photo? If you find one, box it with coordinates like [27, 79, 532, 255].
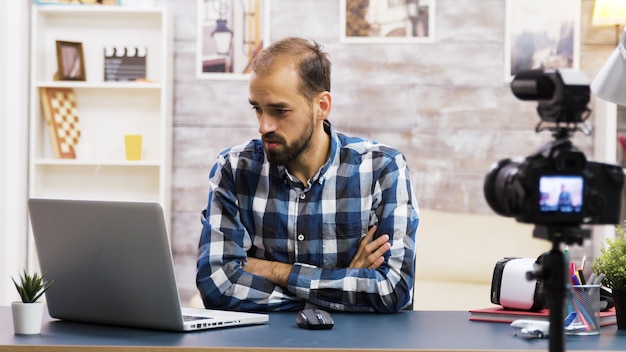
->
[530, 225, 590, 352]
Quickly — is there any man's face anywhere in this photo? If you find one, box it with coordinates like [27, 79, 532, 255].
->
[248, 65, 315, 166]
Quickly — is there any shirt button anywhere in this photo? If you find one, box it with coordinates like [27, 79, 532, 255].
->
[299, 193, 306, 200]
[297, 234, 305, 241]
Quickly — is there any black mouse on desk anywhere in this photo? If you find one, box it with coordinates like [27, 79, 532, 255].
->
[296, 308, 334, 330]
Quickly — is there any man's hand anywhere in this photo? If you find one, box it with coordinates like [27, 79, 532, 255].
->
[349, 225, 391, 269]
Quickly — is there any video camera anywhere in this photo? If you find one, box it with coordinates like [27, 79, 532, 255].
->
[484, 68, 624, 229]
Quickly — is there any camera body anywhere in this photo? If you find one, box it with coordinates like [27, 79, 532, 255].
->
[511, 68, 591, 124]
[484, 140, 623, 226]
[484, 68, 624, 227]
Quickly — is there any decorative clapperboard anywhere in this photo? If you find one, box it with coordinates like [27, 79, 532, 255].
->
[104, 46, 147, 81]
[39, 87, 81, 159]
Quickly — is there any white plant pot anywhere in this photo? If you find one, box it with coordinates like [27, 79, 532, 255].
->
[11, 301, 44, 335]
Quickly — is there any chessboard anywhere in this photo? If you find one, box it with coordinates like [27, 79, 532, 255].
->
[39, 87, 81, 159]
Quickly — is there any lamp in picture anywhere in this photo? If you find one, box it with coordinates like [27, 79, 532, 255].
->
[590, 27, 626, 105]
[212, 19, 233, 55]
[211, 0, 233, 56]
[592, 0, 626, 45]
[406, 0, 420, 37]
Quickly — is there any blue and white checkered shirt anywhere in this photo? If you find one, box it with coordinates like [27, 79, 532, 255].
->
[197, 122, 419, 312]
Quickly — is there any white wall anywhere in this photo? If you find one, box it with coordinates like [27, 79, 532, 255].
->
[0, 0, 5, 239]
[0, 0, 30, 305]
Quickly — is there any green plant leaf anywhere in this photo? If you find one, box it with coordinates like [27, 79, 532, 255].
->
[11, 270, 53, 303]
[592, 221, 626, 290]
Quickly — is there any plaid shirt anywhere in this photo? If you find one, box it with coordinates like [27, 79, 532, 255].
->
[197, 122, 419, 313]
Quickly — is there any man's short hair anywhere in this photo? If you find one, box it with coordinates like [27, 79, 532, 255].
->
[250, 37, 331, 102]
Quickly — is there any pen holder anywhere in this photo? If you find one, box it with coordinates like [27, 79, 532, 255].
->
[566, 284, 600, 336]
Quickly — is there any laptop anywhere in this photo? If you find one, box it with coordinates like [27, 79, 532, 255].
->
[27, 198, 269, 332]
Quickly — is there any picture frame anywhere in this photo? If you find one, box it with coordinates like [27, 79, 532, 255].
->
[340, 0, 435, 44]
[504, 0, 581, 81]
[196, 0, 271, 80]
[55, 40, 86, 81]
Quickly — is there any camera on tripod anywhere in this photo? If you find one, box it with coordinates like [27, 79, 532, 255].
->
[484, 68, 624, 228]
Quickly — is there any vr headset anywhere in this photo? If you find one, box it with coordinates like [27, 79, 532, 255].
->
[490, 256, 546, 311]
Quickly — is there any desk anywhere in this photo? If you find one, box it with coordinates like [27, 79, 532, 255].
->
[0, 306, 625, 351]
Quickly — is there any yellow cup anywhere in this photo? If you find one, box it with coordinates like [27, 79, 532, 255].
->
[124, 134, 142, 161]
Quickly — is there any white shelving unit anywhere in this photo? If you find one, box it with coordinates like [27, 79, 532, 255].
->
[28, 6, 173, 228]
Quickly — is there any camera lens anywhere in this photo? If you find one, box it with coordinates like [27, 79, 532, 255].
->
[511, 69, 555, 101]
[484, 158, 523, 217]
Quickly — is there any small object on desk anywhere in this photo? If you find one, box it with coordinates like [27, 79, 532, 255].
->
[296, 309, 334, 330]
[511, 318, 550, 339]
[510, 312, 584, 339]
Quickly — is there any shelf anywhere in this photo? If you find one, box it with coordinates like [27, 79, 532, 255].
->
[28, 5, 172, 213]
[33, 158, 161, 167]
[31, 164, 162, 202]
[34, 5, 167, 15]
[34, 81, 163, 89]
[31, 6, 169, 84]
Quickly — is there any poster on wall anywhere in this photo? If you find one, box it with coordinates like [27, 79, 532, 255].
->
[505, 0, 581, 81]
[196, 0, 270, 80]
[340, 0, 435, 43]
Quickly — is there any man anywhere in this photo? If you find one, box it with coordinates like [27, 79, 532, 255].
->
[557, 184, 572, 208]
[197, 37, 419, 313]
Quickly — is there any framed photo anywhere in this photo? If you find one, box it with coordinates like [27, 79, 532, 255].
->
[340, 0, 435, 44]
[196, 0, 271, 80]
[504, 0, 581, 81]
[55, 40, 86, 81]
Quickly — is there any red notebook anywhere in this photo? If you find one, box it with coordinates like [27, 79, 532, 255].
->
[469, 306, 616, 326]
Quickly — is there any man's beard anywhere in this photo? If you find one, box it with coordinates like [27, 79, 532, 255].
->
[263, 117, 314, 166]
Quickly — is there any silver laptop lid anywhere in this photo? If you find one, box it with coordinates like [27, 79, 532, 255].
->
[28, 198, 186, 331]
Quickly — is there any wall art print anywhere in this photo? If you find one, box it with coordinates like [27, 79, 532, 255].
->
[196, 0, 270, 80]
[340, 0, 435, 44]
[505, 0, 581, 81]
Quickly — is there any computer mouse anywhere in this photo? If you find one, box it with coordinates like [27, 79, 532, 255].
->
[296, 308, 334, 330]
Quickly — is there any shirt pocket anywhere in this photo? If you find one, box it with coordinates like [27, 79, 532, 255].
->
[321, 219, 367, 268]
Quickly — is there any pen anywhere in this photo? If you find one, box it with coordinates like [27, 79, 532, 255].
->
[594, 273, 606, 286]
[571, 273, 582, 286]
[588, 273, 596, 286]
[577, 269, 586, 285]
[580, 255, 586, 271]
[570, 262, 577, 277]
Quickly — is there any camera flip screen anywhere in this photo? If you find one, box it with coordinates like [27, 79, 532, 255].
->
[539, 175, 583, 214]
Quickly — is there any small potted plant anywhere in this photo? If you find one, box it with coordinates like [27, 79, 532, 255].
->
[592, 222, 626, 330]
[11, 270, 53, 335]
